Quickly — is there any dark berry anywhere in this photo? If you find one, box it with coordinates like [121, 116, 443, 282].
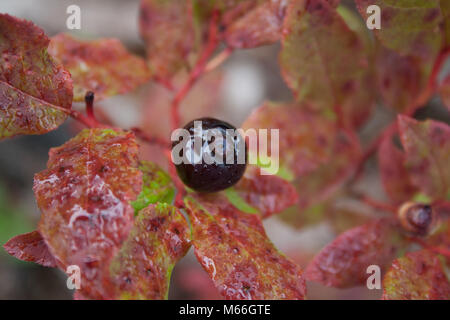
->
[171, 117, 247, 192]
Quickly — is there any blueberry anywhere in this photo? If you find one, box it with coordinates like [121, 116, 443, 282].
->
[172, 117, 247, 192]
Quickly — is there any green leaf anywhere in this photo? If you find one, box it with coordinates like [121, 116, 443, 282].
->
[0, 14, 73, 139]
[224, 188, 259, 214]
[132, 161, 176, 214]
[382, 249, 450, 300]
[110, 203, 191, 299]
[185, 193, 306, 299]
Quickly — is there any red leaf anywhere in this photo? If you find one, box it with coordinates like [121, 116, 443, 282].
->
[48, 34, 151, 102]
[439, 75, 450, 112]
[398, 116, 450, 200]
[3, 230, 57, 268]
[305, 218, 406, 288]
[0, 14, 73, 139]
[139, 0, 196, 81]
[185, 194, 306, 299]
[382, 250, 450, 300]
[225, 0, 342, 49]
[376, 47, 430, 113]
[34, 128, 142, 299]
[225, 0, 287, 49]
[232, 165, 298, 218]
[378, 135, 418, 204]
[110, 203, 191, 299]
[280, 0, 375, 128]
[293, 128, 360, 209]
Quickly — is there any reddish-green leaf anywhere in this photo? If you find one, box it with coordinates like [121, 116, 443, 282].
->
[242, 102, 361, 210]
[439, 75, 450, 112]
[185, 194, 306, 299]
[0, 14, 73, 139]
[243, 102, 338, 179]
[280, 0, 374, 128]
[398, 116, 450, 200]
[305, 219, 406, 288]
[110, 203, 191, 299]
[293, 129, 360, 209]
[382, 250, 450, 300]
[422, 202, 450, 252]
[356, 0, 443, 60]
[378, 135, 418, 204]
[48, 33, 151, 102]
[139, 0, 196, 81]
[280, 201, 373, 232]
[426, 217, 450, 255]
[376, 47, 429, 113]
[34, 128, 142, 299]
[441, 0, 450, 47]
[225, 0, 287, 49]
[230, 165, 298, 218]
[3, 230, 57, 267]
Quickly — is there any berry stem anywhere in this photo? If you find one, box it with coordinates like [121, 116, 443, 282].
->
[85, 91, 96, 121]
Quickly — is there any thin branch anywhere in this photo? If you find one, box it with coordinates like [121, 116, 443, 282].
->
[131, 127, 169, 149]
[353, 192, 397, 214]
[411, 237, 450, 258]
[205, 47, 233, 72]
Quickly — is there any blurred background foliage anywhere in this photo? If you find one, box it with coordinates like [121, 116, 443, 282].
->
[0, 0, 448, 300]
